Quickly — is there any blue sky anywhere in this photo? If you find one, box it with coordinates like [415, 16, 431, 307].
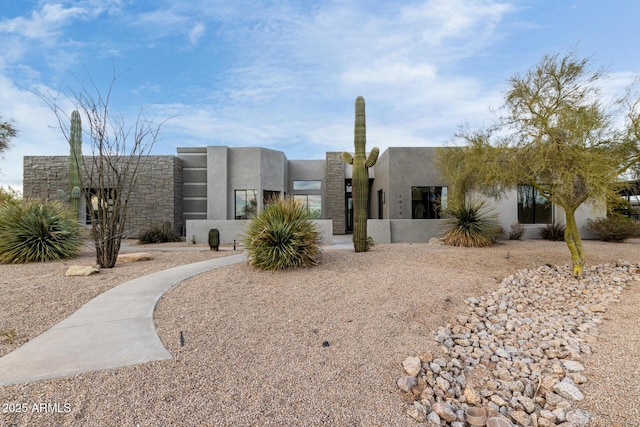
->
[1, 0, 639, 192]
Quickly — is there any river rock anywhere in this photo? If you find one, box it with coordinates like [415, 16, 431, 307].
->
[464, 385, 482, 406]
[402, 356, 422, 376]
[509, 409, 530, 426]
[553, 378, 584, 401]
[397, 262, 638, 425]
[432, 401, 457, 422]
[397, 376, 417, 392]
[407, 401, 427, 422]
[562, 360, 585, 372]
[566, 408, 591, 426]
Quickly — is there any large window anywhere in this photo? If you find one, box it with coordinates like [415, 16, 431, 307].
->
[294, 194, 322, 219]
[235, 189, 257, 219]
[517, 185, 552, 224]
[293, 180, 322, 190]
[412, 186, 447, 219]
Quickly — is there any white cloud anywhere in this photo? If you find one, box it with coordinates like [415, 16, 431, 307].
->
[0, 76, 72, 192]
[188, 23, 206, 44]
[342, 61, 438, 86]
[0, 3, 85, 40]
[400, 0, 512, 47]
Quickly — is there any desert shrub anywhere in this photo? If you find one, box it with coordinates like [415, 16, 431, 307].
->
[441, 200, 501, 247]
[367, 235, 375, 249]
[492, 226, 505, 243]
[586, 215, 639, 242]
[509, 222, 525, 240]
[538, 222, 566, 241]
[243, 197, 321, 271]
[138, 220, 180, 244]
[0, 186, 21, 206]
[0, 200, 82, 263]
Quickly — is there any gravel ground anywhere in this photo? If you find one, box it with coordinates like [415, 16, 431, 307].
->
[0, 238, 638, 426]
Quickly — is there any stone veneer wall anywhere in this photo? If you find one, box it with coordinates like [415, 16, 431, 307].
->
[325, 152, 346, 234]
[23, 155, 183, 237]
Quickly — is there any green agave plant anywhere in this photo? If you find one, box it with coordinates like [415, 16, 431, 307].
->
[441, 200, 501, 247]
[243, 197, 321, 271]
[0, 200, 83, 263]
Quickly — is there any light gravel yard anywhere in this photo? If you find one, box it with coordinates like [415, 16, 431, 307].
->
[0, 238, 638, 426]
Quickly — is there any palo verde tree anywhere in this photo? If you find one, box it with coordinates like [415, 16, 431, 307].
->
[38, 70, 169, 268]
[440, 52, 639, 277]
[0, 117, 17, 160]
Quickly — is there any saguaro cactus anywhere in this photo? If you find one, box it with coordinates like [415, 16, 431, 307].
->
[343, 96, 379, 252]
[208, 228, 220, 251]
[69, 110, 82, 213]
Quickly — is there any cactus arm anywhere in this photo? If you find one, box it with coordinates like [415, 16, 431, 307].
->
[57, 189, 70, 202]
[342, 152, 353, 164]
[365, 147, 379, 168]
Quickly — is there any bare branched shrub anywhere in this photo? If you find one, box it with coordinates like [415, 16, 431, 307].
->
[36, 69, 170, 268]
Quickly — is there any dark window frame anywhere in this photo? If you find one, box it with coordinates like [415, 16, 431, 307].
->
[517, 185, 553, 224]
[411, 186, 447, 219]
[235, 189, 257, 219]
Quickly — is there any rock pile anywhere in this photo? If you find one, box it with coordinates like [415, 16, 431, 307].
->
[398, 261, 639, 426]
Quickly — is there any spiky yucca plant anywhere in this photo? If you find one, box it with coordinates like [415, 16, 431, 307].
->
[0, 200, 82, 263]
[243, 197, 321, 271]
[441, 200, 501, 247]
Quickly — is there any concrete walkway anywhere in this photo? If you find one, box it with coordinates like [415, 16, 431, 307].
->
[0, 236, 355, 387]
[0, 253, 246, 387]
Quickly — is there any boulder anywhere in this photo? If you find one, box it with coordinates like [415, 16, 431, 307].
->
[65, 265, 100, 276]
[117, 252, 154, 263]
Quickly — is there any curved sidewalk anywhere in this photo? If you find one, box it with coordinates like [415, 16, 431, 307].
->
[0, 253, 246, 387]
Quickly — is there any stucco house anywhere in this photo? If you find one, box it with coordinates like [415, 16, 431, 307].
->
[23, 145, 604, 244]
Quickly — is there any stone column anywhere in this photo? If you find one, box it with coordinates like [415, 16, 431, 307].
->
[325, 152, 346, 234]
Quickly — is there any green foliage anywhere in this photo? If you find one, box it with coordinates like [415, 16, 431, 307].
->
[0, 117, 17, 157]
[208, 228, 220, 251]
[243, 197, 321, 271]
[0, 200, 82, 263]
[0, 186, 21, 206]
[441, 200, 501, 247]
[539, 222, 566, 241]
[138, 221, 180, 244]
[440, 52, 640, 276]
[190, 234, 197, 244]
[343, 96, 379, 252]
[586, 215, 639, 242]
[509, 222, 525, 240]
